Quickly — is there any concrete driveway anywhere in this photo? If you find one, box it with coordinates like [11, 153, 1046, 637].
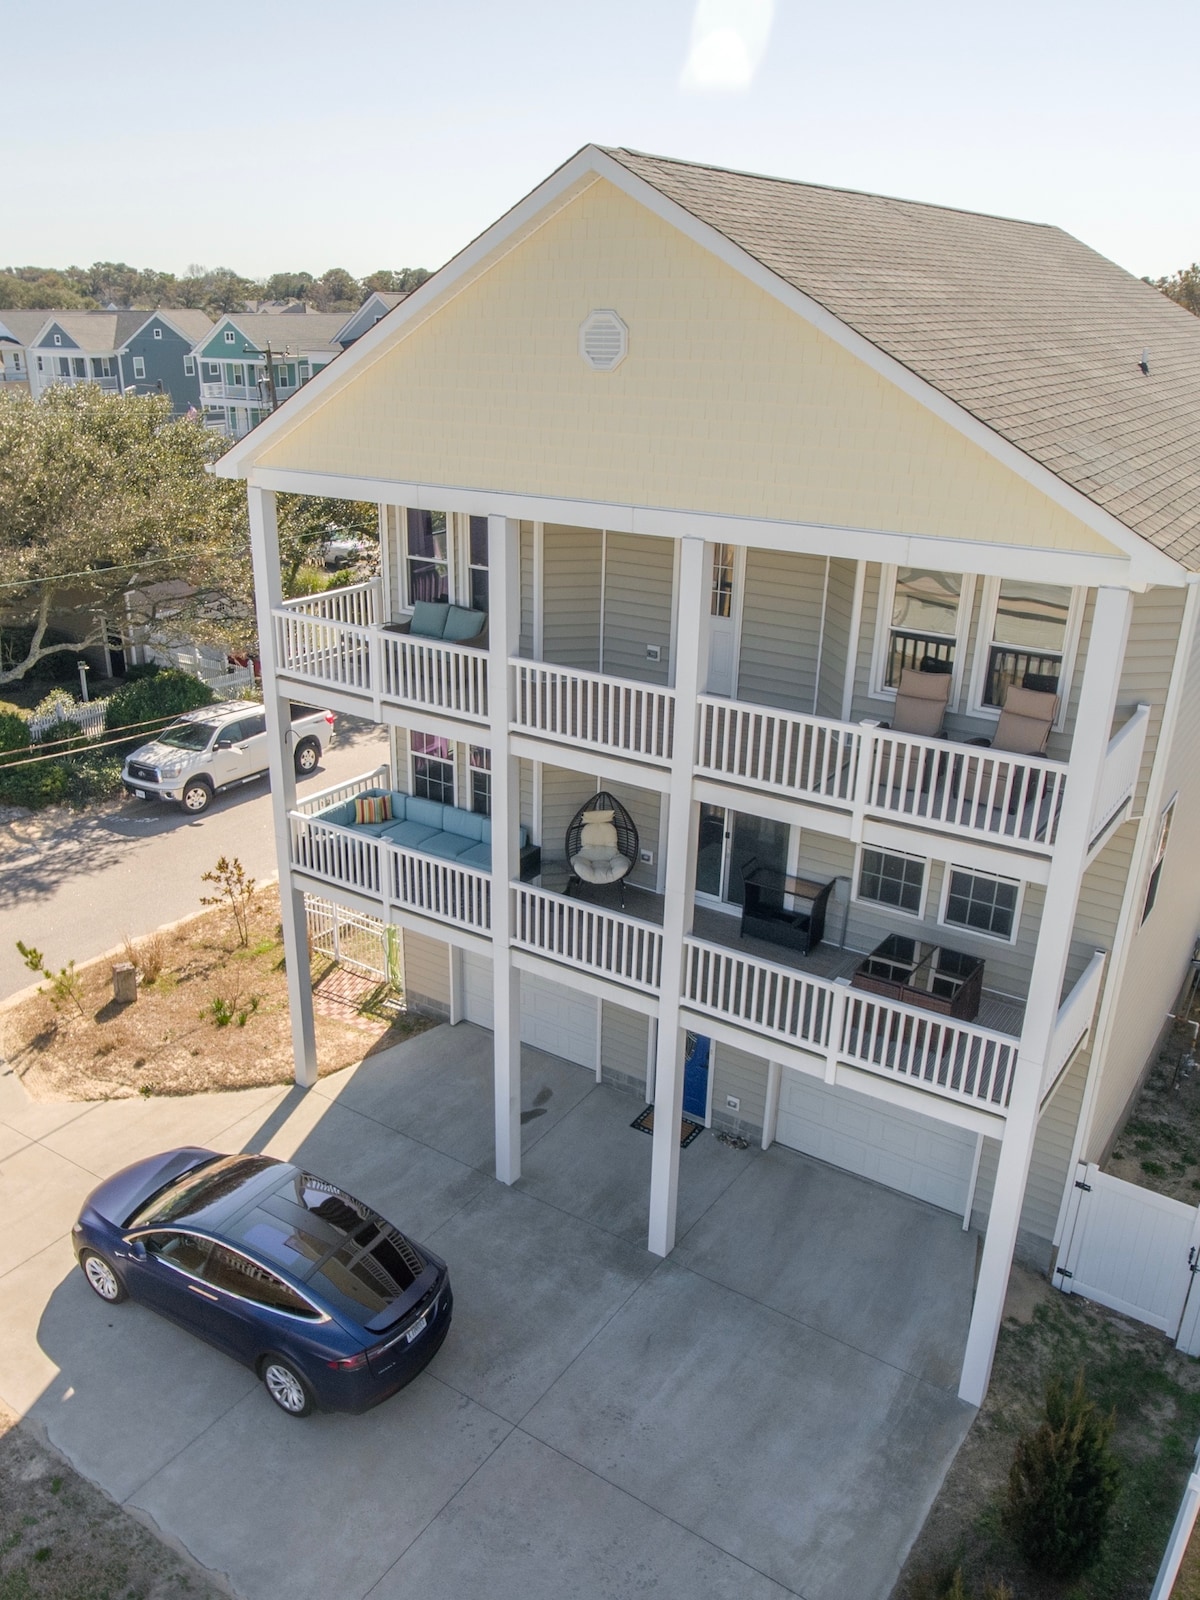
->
[0, 1026, 975, 1600]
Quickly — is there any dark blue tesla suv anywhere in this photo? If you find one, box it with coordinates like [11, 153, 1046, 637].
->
[72, 1148, 452, 1416]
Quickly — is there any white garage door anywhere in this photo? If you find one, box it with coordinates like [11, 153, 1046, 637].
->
[461, 954, 598, 1071]
[775, 1072, 976, 1215]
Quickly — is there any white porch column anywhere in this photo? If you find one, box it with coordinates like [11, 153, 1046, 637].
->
[488, 515, 522, 1184]
[648, 535, 707, 1257]
[248, 484, 318, 1088]
[958, 585, 1133, 1405]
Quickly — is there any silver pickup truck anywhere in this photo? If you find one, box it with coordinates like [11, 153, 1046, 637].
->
[121, 700, 335, 814]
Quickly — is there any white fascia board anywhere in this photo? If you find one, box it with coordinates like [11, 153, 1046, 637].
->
[213, 148, 607, 479]
[590, 150, 1183, 591]
[247, 465, 1143, 589]
[510, 947, 661, 1016]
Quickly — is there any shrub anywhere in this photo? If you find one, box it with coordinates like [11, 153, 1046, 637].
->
[106, 668, 216, 733]
[0, 759, 69, 807]
[31, 688, 78, 726]
[1004, 1370, 1119, 1579]
[200, 856, 257, 948]
[15, 941, 86, 1020]
[0, 710, 31, 764]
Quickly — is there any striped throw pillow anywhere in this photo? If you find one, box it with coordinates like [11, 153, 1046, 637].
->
[354, 794, 392, 825]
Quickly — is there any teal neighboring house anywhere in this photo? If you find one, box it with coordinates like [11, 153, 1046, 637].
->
[193, 310, 349, 437]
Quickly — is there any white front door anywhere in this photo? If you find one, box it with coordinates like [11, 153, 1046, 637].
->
[775, 1072, 977, 1215]
[461, 954, 598, 1070]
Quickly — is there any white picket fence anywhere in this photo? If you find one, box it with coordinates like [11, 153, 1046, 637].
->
[305, 895, 396, 983]
[27, 699, 110, 741]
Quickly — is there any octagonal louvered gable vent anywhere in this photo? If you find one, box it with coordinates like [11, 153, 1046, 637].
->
[579, 309, 628, 371]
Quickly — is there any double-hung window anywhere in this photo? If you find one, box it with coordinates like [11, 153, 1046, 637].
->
[132, 356, 146, 379]
[184, 356, 195, 376]
[72, 357, 86, 377]
[711, 543, 735, 618]
[1142, 797, 1176, 924]
[883, 569, 964, 687]
[942, 868, 1020, 941]
[468, 745, 491, 815]
[411, 733, 454, 804]
[981, 580, 1072, 708]
[467, 516, 489, 612]
[405, 510, 450, 605]
[857, 848, 925, 915]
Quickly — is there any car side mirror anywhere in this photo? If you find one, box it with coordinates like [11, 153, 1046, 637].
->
[215, 737, 234, 749]
[125, 1238, 147, 1259]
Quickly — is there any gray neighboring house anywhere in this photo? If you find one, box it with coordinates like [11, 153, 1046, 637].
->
[0, 310, 58, 391]
[120, 309, 215, 412]
[333, 289, 407, 348]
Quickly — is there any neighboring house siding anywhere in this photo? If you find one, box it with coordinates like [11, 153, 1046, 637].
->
[254, 177, 1119, 566]
[1086, 591, 1200, 1159]
[401, 929, 450, 1018]
[542, 524, 602, 669]
[601, 531, 673, 686]
[601, 1002, 649, 1091]
[736, 548, 827, 712]
[539, 763, 660, 891]
[38, 322, 81, 350]
[710, 1043, 771, 1137]
[123, 319, 202, 412]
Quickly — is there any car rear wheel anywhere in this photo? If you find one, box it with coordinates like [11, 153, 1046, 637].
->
[293, 738, 320, 776]
[180, 779, 212, 814]
[80, 1250, 126, 1303]
[261, 1357, 313, 1417]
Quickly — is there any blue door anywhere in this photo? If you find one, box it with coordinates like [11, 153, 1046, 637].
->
[683, 1033, 711, 1120]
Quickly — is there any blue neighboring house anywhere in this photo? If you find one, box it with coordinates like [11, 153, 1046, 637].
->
[120, 309, 215, 413]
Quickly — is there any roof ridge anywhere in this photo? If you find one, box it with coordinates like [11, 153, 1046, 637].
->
[604, 146, 1064, 235]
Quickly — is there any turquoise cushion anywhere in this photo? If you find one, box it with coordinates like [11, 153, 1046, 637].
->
[443, 605, 486, 642]
[320, 800, 356, 826]
[410, 601, 450, 638]
[442, 807, 484, 842]
[479, 817, 492, 844]
[422, 832, 477, 862]
[388, 791, 408, 821]
[384, 820, 441, 849]
[353, 819, 395, 838]
[457, 841, 492, 870]
[405, 797, 445, 830]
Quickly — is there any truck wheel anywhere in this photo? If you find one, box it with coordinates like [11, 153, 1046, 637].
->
[294, 738, 320, 776]
[180, 778, 213, 814]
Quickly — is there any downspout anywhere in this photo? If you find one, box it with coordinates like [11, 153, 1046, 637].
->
[1051, 575, 1200, 1248]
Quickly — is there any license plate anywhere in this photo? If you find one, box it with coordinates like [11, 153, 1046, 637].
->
[405, 1315, 427, 1343]
[134, 789, 147, 799]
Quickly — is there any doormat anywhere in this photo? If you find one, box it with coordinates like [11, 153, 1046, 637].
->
[630, 1106, 704, 1148]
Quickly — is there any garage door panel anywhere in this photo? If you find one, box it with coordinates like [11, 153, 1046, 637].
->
[777, 1073, 974, 1215]
[461, 954, 597, 1070]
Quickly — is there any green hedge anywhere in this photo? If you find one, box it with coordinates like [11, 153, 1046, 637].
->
[106, 669, 217, 732]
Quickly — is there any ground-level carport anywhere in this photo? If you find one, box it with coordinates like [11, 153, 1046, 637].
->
[0, 1022, 976, 1600]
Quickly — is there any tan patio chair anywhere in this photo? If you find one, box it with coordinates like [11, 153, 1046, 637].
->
[985, 685, 1060, 755]
[890, 667, 952, 738]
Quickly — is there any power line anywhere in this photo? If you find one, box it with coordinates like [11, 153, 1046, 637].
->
[0, 550, 250, 593]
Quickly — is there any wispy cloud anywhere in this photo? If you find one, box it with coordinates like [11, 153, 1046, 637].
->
[679, 0, 775, 93]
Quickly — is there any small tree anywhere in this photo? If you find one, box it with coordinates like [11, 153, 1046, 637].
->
[200, 856, 256, 947]
[15, 941, 87, 1020]
[1004, 1370, 1119, 1579]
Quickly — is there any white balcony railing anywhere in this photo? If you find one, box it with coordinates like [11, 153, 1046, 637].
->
[510, 662, 675, 764]
[382, 633, 488, 722]
[1042, 951, 1106, 1100]
[288, 814, 491, 934]
[1089, 704, 1150, 848]
[682, 937, 1018, 1114]
[696, 696, 1068, 851]
[273, 610, 374, 694]
[281, 580, 380, 629]
[512, 884, 663, 992]
[293, 765, 389, 818]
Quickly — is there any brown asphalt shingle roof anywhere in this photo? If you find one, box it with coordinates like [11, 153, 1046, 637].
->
[604, 148, 1200, 571]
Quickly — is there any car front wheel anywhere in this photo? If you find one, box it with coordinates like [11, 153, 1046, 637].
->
[180, 779, 212, 814]
[293, 739, 320, 776]
[80, 1250, 127, 1303]
[261, 1356, 313, 1417]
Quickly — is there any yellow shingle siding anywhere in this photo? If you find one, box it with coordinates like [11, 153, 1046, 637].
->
[260, 180, 1118, 559]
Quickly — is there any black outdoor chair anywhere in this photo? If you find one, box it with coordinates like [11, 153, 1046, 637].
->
[564, 792, 639, 907]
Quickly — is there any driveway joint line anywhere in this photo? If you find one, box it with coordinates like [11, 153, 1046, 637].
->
[120, 1378, 261, 1507]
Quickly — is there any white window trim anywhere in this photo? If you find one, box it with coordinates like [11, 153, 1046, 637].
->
[936, 862, 1025, 946]
[132, 357, 146, 379]
[965, 577, 1083, 733]
[53, 334, 62, 345]
[184, 356, 195, 376]
[153, 326, 163, 338]
[851, 842, 930, 922]
[868, 565, 976, 710]
[223, 329, 236, 343]
[1142, 792, 1177, 924]
[410, 734, 457, 807]
[401, 507, 455, 612]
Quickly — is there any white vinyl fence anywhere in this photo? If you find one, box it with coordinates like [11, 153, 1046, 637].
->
[305, 895, 397, 984]
[27, 699, 110, 741]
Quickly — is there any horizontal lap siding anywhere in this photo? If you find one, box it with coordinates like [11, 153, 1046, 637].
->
[601, 1003, 649, 1090]
[601, 532, 673, 685]
[543, 523, 601, 669]
[737, 549, 826, 712]
[816, 558, 856, 718]
[384, 506, 405, 618]
[402, 929, 451, 1017]
[1087, 588, 1200, 1160]
[519, 521, 535, 657]
[711, 1043, 770, 1135]
[390, 727, 410, 791]
[539, 763, 660, 891]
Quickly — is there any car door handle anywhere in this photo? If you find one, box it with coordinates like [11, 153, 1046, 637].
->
[187, 1284, 220, 1302]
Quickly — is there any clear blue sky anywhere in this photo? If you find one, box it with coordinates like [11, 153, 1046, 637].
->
[4, 0, 1195, 282]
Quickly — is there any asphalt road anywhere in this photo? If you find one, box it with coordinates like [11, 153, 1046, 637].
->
[0, 716, 388, 1001]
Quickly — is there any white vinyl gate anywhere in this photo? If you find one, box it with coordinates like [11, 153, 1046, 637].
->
[1056, 1162, 1200, 1354]
[306, 896, 396, 983]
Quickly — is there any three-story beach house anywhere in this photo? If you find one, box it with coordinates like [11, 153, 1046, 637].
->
[215, 146, 1200, 1406]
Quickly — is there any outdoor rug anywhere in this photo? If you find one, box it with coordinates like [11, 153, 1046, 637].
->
[630, 1105, 704, 1147]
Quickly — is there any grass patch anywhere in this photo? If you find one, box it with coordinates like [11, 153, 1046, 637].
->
[897, 1275, 1200, 1598]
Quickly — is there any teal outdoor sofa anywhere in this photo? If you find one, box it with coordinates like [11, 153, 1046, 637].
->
[311, 789, 540, 878]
